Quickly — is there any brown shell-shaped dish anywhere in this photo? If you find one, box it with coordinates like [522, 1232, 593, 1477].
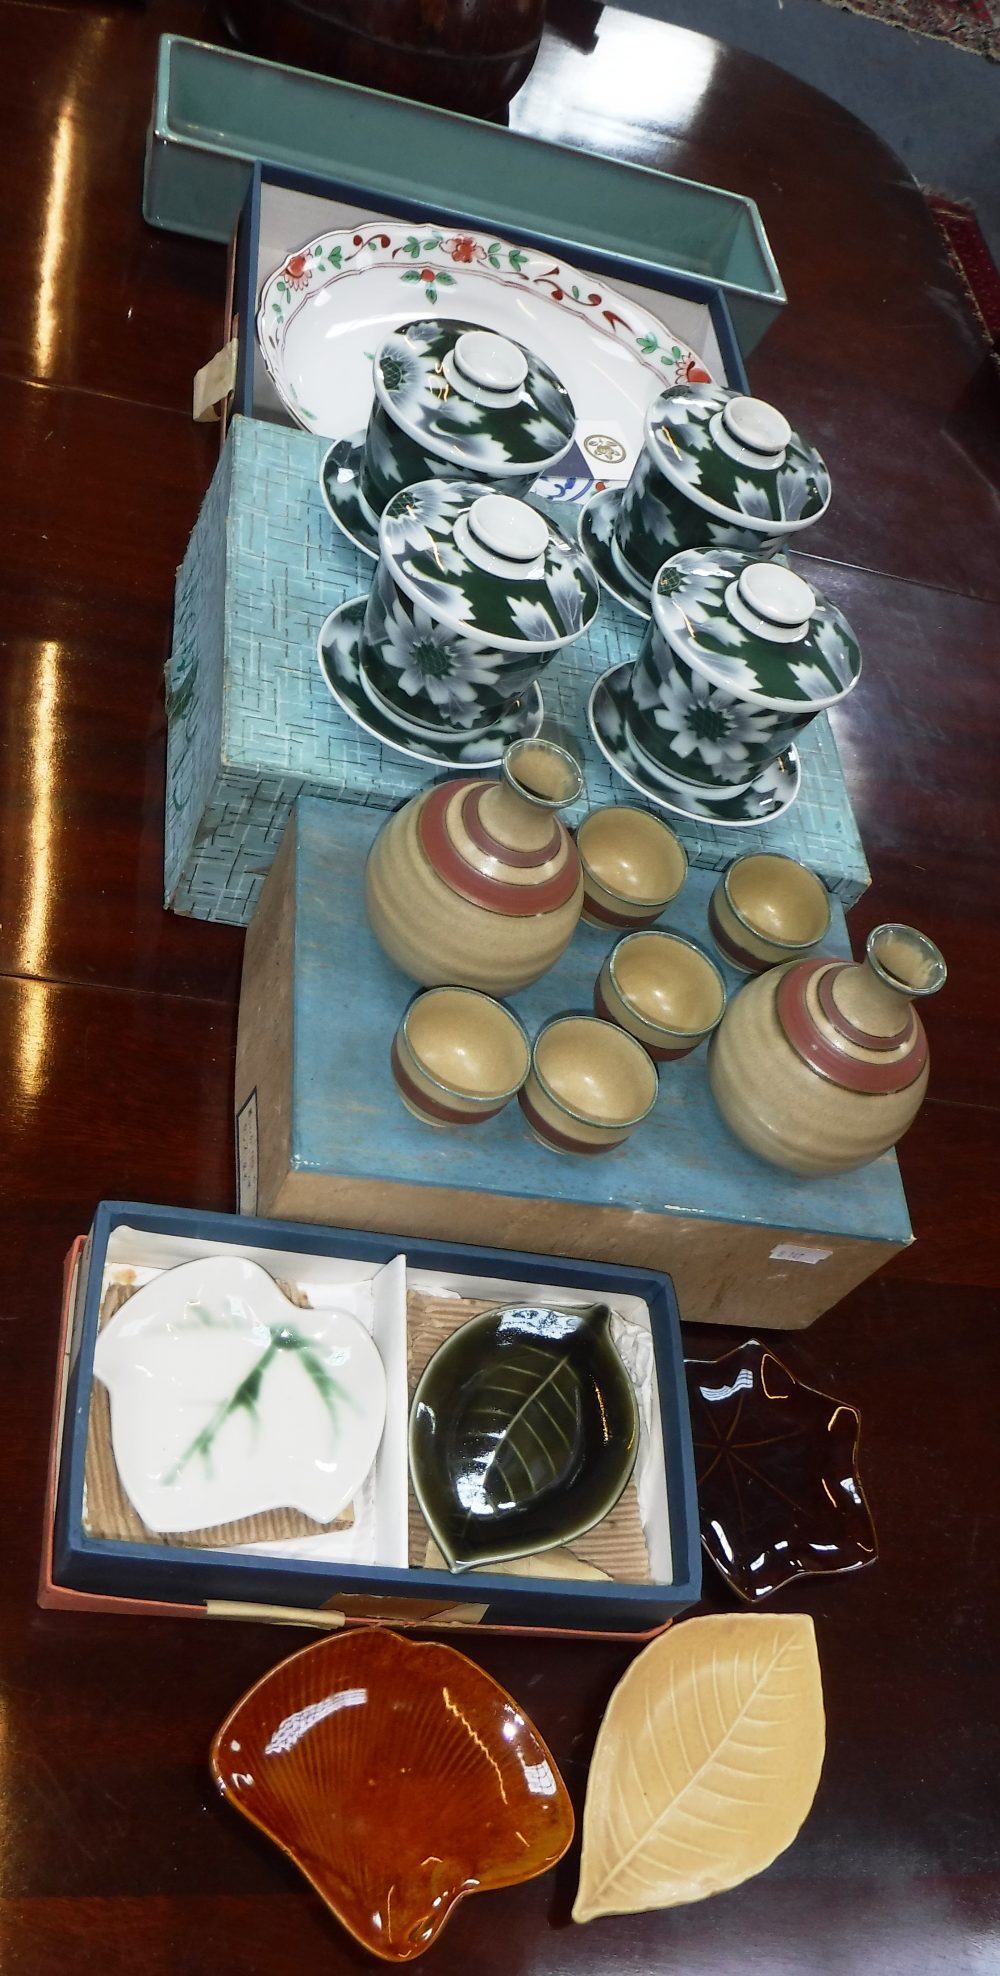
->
[684, 1336, 878, 1602]
[209, 1627, 574, 1961]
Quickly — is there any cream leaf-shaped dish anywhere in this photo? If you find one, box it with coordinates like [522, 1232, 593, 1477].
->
[573, 1612, 825, 1922]
[92, 1257, 386, 1534]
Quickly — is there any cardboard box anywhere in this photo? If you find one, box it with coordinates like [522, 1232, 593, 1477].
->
[235, 800, 911, 1331]
[46, 1202, 700, 1636]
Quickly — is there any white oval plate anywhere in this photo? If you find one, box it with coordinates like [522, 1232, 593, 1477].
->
[256, 222, 715, 486]
[92, 1257, 387, 1535]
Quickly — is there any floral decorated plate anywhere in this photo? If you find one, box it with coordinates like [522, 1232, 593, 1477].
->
[588, 663, 802, 827]
[92, 1257, 387, 1534]
[257, 222, 714, 482]
[317, 599, 545, 767]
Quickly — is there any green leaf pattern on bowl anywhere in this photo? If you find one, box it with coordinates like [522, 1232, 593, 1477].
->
[362, 554, 545, 730]
[653, 549, 862, 706]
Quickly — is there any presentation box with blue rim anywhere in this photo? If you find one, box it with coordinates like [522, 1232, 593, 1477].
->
[48, 1201, 700, 1636]
[222, 158, 753, 446]
[234, 799, 911, 1333]
[145, 35, 785, 356]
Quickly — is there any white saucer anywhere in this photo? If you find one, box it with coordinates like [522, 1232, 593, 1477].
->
[588, 661, 802, 827]
[317, 599, 545, 768]
[578, 487, 651, 619]
[320, 438, 380, 560]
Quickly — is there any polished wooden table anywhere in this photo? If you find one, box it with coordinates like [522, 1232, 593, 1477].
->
[3, 3, 998, 1970]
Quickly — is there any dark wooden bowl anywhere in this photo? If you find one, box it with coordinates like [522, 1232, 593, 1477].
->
[218, 0, 547, 117]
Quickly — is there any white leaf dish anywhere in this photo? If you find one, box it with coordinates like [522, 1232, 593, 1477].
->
[92, 1257, 387, 1535]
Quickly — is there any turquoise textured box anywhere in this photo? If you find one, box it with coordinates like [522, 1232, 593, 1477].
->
[234, 800, 911, 1332]
[166, 418, 870, 926]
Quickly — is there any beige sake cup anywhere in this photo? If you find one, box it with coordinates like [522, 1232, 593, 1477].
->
[576, 805, 688, 931]
[708, 852, 831, 974]
[595, 930, 727, 1061]
[518, 1013, 658, 1155]
[391, 986, 530, 1127]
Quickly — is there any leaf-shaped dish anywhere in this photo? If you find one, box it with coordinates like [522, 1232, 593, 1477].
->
[210, 1627, 574, 1962]
[573, 1612, 825, 1922]
[684, 1337, 877, 1601]
[92, 1256, 386, 1533]
[409, 1303, 639, 1573]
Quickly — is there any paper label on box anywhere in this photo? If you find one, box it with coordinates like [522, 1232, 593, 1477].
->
[770, 1243, 834, 1265]
[235, 1089, 259, 1216]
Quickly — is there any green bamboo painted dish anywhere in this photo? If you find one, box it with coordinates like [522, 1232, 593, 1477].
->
[92, 1257, 387, 1534]
[409, 1303, 640, 1573]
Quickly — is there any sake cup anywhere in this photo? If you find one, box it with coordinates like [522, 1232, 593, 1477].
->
[518, 1014, 658, 1155]
[391, 987, 530, 1127]
[708, 852, 831, 973]
[595, 930, 727, 1061]
[576, 805, 688, 930]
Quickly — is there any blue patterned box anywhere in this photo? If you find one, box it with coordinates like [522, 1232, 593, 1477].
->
[166, 417, 870, 925]
[234, 800, 910, 1333]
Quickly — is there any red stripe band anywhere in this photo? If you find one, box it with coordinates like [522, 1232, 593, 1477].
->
[517, 1085, 627, 1154]
[390, 1038, 504, 1124]
[582, 890, 661, 929]
[707, 895, 769, 973]
[418, 781, 580, 916]
[817, 963, 916, 1051]
[461, 784, 562, 868]
[777, 961, 928, 1094]
[593, 979, 695, 1061]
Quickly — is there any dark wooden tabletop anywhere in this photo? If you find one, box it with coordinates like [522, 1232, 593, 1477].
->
[3, 1, 998, 1970]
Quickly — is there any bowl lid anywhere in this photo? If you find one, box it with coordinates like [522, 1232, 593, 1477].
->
[646, 383, 831, 531]
[373, 316, 576, 474]
[380, 479, 601, 649]
[651, 548, 862, 711]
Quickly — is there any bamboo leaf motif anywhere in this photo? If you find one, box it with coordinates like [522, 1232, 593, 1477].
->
[163, 1321, 350, 1488]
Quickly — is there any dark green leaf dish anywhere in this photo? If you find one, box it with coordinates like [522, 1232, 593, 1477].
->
[409, 1303, 640, 1573]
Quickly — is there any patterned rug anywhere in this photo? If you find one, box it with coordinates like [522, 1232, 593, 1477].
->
[830, 0, 1000, 59]
[928, 193, 1000, 363]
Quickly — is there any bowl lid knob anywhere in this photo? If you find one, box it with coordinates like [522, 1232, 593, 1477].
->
[454, 330, 528, 393]
[722, 395, 792, 455]
[468, 493, 549, 564]
[736, 561, 815, 632]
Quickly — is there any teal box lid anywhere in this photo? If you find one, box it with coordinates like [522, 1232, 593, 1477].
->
[143, 34, 784, 353]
